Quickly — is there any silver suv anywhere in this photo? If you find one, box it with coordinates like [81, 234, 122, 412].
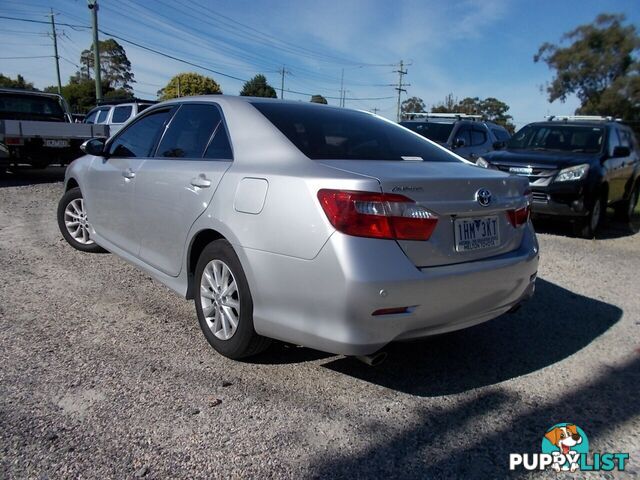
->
[84, 100, 154, 135]
[400, 113, 511, 161]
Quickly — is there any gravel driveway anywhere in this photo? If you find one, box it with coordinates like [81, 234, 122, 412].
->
[1, 168, 639, 479]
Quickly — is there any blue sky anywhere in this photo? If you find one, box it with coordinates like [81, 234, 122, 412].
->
[1, 0, 638, 127]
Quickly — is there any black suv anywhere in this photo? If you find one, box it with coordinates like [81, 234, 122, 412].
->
[478, 116, 640, 237]
[400, 113, 511, 161]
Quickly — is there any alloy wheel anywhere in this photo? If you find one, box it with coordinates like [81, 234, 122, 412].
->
[64, 198, 94, 245]
[200, 259, 240, 340]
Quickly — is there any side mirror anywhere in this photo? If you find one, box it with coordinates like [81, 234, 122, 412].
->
[81, 138, 106, 156]
[612, 146, 631, 158]
[452, 138, 466, 149]
[492, 141, 505, 150]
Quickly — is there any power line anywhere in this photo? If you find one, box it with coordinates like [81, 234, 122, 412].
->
[0, 55, 53, 59]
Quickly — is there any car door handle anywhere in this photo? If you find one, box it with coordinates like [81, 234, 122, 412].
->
[190, 175, 211, 188]
[122, 169, 135, 179]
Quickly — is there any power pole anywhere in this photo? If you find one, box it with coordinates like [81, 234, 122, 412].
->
[88, 0, 102, 102]
[372, 107, 379, 115]
[393, 60, 410, 122]
[278, 66, 290, 99]
[49, 9, 62, 96]
[339, 68, 344, 107]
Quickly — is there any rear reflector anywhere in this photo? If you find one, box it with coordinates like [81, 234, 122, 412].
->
[372, 307, 410, 316]
[507, 205, 530, 227]
[317, 189, 438, 241]
[4, 137, 23, 145]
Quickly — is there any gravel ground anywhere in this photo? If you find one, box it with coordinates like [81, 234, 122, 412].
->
[1, 168, 639, 479]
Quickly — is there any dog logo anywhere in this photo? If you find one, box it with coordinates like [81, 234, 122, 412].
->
[542, 423, 589, 472]
[475, 188, 492, 207]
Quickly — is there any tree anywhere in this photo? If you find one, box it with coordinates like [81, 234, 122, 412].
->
[45, 77, 114, 113]
[158, 72, 222, 100]
[310, 94, 328, 104]
[78, 39, 135, 91]
[0, 73, 36, 90]
[429, 94, 515, 131]
[240, 74, 277, 97]
[534, 13, 640, 121]
[401, 96, 426, 117]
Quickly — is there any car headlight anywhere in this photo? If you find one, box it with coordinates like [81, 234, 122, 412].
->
[476, 157, 490, 168]
[554, 163, 590, 182]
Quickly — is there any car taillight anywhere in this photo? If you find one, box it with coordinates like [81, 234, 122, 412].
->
[4, 137, 23, 145]
[317, 189, 438, 240]
[507, 205, 530, 227]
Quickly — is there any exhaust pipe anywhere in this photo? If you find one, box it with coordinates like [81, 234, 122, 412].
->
[354, 351, 388, 367]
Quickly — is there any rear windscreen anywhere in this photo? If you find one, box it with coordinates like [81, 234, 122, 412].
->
[252, 102, 459, 162]
[400, 121, 454, 143]
[0, 93, 65, 120]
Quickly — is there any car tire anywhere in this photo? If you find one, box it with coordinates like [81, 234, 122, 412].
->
[57, 187, 106, 253]
[615, 183, 639, 223]
[194, 240, 271, 359]
[574, 193, 605, 239]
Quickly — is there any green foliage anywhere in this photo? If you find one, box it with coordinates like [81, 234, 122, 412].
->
[310, 94, 328, 104]
[401, 96, 426, 115]
[158, 72, 222, 100]
[44, 77, 114, 113]
[534, 13, 640, 121]
[0, 73, 36, 90]
[78, 39, 135, 91]
[432, 94, 515, 131]
[240, 74, 277, 98]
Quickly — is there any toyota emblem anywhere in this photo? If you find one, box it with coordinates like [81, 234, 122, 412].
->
[476, 188, 492, 207]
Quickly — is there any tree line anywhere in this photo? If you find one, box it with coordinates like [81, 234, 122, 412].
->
[1, 12, 638, 127]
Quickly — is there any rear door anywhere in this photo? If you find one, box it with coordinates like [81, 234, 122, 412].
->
[134, 103, 233, 277]
[618, 127, 638, 200]
[85, 107, 174, 254]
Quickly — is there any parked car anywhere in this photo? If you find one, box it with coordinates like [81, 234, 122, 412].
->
[400, 113, 511, 161]
[84, 99, 155, 135]
[57, 97, 538, 360]
[477, 116, 640, 237]
[0, 88, 109, 169]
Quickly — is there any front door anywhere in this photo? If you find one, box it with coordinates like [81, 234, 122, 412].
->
[84, 107, 174, 254]
[134, 103, 234, 277]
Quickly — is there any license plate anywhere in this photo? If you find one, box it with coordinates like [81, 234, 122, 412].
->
[44, 139, 69, 148]
[454, 215, 500, 252]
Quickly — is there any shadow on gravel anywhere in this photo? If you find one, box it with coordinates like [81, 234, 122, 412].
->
[311, 355, 640, 478]
[532, 212, 640, 239]
[321, 278, 622, 397]
[0, 166, 66, 188]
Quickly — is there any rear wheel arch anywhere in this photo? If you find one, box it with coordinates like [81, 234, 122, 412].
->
[186, 229, 226, 299]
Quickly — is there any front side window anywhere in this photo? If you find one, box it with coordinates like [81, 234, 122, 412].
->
[96, 108, 110, 124]
[492, 128, 511, 142]
[84, 110, 98, 124]
[253, 103, 458, 162]
[157, 104, 222, 158]
[508, 124, 604, 153]
[453, 126, 471, 146]
[112, 105, 133, 123]
[108, 108, 172, 158]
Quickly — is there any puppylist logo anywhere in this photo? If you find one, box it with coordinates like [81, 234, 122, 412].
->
[509, 423, 630, 472]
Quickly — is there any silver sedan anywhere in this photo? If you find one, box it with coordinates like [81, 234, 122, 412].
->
[57, 96, 538, 360]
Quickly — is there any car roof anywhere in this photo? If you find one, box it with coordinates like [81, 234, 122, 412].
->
[528, 121, 614, 128]
[0, 88, 64, 100]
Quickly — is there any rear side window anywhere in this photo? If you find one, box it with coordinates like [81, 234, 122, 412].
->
[470, 127, 487, 146]
[157, 104, 222, 158]
[108, 108, 172, 158]
[112, 105, 133, 123]
[252, 103, 458, 162]
[204, 122, 233, 160]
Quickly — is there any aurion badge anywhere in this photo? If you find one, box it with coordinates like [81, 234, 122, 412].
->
[476, 188, 492, 207]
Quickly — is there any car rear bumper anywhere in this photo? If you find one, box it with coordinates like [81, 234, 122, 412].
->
[240, 224, 539, 356]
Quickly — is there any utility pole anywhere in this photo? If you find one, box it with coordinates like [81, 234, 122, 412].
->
[88, 0, 102, 102]
[278, 66, 290, 99]
[393, 60, 410, 122]
[372, 107, 380, 115]
[48, 10, 62, 95]
[339, 68, 344, 107]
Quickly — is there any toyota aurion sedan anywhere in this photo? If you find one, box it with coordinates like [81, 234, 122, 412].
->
[57, 96, 538, 359]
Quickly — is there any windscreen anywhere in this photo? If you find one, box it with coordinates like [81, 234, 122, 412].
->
[252, 102, 459, 162]
[0, 93, 65, 121]
[400, 121, 455, 143]
[507, 124, 604, 153]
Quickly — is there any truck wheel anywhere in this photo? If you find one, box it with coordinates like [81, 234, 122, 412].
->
[57, 187, 106, 253]
[194, 240, 271, 359]
[574, 195, 604, 239]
